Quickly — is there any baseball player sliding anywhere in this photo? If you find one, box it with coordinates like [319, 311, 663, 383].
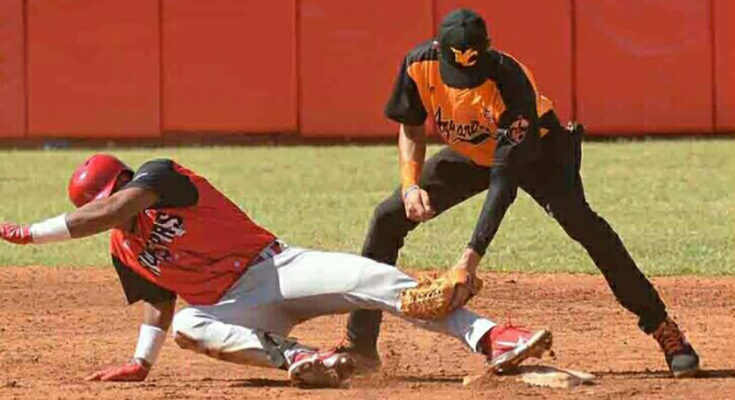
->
[344, 8, 699, 379]
[0, 154, 552, 388]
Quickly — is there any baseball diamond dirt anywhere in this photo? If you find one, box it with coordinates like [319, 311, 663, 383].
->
[0, 267, 732, 399]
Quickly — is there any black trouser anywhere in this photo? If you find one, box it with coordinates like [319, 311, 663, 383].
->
[347, 127, 668, 351]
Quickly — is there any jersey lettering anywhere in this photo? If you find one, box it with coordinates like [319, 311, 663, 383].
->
[434, 107, 499, 145]
[137, 212, 186, 276]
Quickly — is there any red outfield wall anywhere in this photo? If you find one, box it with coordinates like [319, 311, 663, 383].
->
[298, 0, 433, 136]
[27, 0, 159, 137]
[162, 0, 297, 133]
[575, 0, 713, 134]
[0, 0, 25, 138]
[714, 0, 735, 132]
[2, 0, 732, 139]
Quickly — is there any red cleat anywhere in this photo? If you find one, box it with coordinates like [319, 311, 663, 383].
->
[287, 349, 355, 388]
[481, 320, 553, 373]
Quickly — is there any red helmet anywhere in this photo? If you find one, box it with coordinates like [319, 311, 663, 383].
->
[68, 154, 133, 208]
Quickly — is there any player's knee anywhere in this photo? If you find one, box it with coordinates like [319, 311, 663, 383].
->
[173, 331, 201, 351]
[554, 204, 603, 243]
[363, 192, 416, 261]
[172, 330, 230, 362]
[371, 195, 408, 230]
[171, 307, 207, 344]
[555, 212, 587, 242]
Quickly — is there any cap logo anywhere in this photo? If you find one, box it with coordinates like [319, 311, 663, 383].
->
[450, 47, 478, 67]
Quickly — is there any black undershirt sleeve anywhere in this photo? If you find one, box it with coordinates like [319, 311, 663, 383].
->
[112, 256, 176, 305]
[123, 159, 198, 209]
[467, 166, 518, 256]
[468, 53, 542, 256]
[384, 56, 427, 126]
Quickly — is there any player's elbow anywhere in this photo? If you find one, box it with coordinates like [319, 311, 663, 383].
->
[493, 182, 517, 206]
[99, 199, 136, 228]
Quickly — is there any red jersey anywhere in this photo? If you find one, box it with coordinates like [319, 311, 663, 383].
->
[110, 160, 276, 305]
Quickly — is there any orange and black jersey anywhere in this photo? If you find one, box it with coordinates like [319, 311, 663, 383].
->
[385, 40, 562, 256]
[385, 40, 547, 169]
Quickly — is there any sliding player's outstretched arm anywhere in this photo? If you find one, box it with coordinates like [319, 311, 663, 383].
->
[0, 179, 170, 383]
[0, 187, 157, 245]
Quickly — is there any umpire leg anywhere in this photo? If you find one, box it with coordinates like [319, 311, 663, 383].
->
[518, 128, 668, 333]
[346, 147, 491, 352]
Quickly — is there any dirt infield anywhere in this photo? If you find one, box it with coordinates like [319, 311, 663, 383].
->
[1, 267, 733, 400]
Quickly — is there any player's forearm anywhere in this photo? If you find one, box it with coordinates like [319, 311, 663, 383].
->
[468, 166, 517, 256]
[65, 198, 130, 238]
[67, 188, 157, 238]
[398, 123, 426, 193]
[455, 247, 482, 275]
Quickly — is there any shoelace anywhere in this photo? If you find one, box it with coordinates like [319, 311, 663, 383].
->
[652, 319, 685, 355]
[504, 313, 532, 333]
[482, 314, 533, 356]
[491, 314, 532, 342]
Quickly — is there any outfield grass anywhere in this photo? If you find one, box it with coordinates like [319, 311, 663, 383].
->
[0, 139, 733, 276]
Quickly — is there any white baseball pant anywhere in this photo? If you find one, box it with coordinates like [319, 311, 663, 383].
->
[171, 244, 496, 368]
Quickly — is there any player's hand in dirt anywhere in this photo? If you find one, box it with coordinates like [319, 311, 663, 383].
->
[86, 359, 150, 382]
[403, 187, 435, 222]
[0, 223, 32, 245]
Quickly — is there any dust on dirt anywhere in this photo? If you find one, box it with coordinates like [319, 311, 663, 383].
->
[1, 267, 733, 399]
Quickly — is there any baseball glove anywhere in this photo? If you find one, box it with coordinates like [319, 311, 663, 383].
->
[399, 268, 483, 320]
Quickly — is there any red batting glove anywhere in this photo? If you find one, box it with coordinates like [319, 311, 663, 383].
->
[86, 359, 150, 382]
[0, 223, 32, 245]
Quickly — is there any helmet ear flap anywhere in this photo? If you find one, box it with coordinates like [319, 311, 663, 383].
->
[112, 170, 134, 191]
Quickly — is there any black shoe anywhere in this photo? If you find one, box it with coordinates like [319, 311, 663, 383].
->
[333, 338, 382, 374]
[652, 317, 700, 378]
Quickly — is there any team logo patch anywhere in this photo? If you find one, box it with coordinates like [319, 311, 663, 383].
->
[506, 116, 530, 146]
[450, 47, 478, 67]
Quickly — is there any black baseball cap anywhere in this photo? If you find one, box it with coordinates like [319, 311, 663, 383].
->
[437, 8, 491, 88]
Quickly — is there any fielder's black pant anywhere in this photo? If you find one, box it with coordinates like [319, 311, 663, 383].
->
[347, 127, 668, 351]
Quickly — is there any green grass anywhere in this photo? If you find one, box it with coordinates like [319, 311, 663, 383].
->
[0, 139, 733, 276]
